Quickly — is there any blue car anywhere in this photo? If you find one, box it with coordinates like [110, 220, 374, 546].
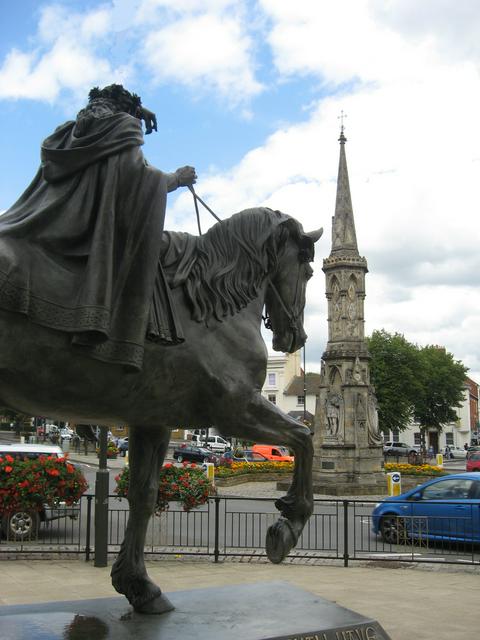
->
[372, 473, 480, 545]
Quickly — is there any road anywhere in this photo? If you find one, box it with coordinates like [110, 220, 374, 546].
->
[1, 437, 475, 565]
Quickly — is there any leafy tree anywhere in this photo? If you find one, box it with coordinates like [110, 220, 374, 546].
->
[413, 345, 468, 438]
[366, 330, 421, 434]
[367, 331, 469, 439]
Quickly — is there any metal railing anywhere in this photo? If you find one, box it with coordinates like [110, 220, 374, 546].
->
[1, 494, 479, 567]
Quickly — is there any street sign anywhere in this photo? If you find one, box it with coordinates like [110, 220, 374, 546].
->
[387, 471, 402, 496]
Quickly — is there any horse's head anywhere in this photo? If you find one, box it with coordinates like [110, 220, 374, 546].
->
[265, 218, 323, 353]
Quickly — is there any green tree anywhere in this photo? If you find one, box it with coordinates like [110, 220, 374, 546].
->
[413, 345, 468, 440]
[366, 330, 421, 434]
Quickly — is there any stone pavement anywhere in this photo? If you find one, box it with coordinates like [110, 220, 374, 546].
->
[0, 557, 477, 639]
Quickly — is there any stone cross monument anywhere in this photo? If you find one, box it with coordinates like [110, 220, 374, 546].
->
[312, 125, 384, 495]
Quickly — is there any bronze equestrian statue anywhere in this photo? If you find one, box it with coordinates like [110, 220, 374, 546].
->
[0, 85, 323, 613]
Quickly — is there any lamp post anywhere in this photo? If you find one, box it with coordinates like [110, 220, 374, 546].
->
[303, 347, 307, 424]
[94, 425, 109, 567]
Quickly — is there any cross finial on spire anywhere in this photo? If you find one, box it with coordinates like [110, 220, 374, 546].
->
[337, 110, 347, 143]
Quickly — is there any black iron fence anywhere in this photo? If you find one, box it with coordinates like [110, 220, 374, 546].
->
[1, 494, 479, 567]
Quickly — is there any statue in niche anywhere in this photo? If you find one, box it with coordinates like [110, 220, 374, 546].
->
[367, 389, 383, 446]
[325, 392, 344, 440]
[355, 393, 367, 430]
[331, 280, 342, 338]
[346, 287, 357, 336]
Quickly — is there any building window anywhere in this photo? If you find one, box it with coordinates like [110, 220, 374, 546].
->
[297, 395, 305, 406]
[268, 394, 276, 405]
[414, 432, 421, 445]
[445, 433, 454, 445]
[267, 373, 276, 386]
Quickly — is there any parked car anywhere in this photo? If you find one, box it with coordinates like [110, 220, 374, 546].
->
[466, 452, 480, 472]
[0, 443, 64, 460]
[190, 434, 231, 453]
[444, 446, 467, 460]
[466, 446, 480, 460]
[218, 450, 269, 465]
[383, 442, 420, 457]
[372, 473, 480, 545]
[251, 444, 294, 462]
[172, 444, 217, 464]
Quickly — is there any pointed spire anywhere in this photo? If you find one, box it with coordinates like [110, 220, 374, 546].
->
[331, 122, 359, 256]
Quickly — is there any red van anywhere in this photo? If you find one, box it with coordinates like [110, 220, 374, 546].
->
[251, 444, 294, 462]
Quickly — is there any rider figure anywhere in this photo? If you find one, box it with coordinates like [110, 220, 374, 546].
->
[0, 84, 196, 370]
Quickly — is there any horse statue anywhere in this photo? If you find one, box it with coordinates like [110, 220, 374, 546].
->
[0, 206, 322, 613]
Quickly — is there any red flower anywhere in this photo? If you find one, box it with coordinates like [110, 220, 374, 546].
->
[164, 463, 173, 468]
[66, 464, 75, 474]
[4, 465, 12, 473]
[47, 468, 60, 477]
[5, 454, 14, 463]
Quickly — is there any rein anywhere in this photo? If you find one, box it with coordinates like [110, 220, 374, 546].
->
[188, 186, 301, 333]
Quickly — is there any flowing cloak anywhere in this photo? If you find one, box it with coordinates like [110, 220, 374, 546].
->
[0, 111, 183, 371]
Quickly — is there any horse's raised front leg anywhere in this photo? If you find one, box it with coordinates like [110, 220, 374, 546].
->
[222, 394, 313, 564]
[111, 426, 173, 614]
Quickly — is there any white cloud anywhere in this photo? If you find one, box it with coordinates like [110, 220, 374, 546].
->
[371, 0, 480, 62]
[142, 13, 263, 103]
[0, 1, 262, 108]
[260, 0, 434, 88]
[0, 5, 129, 102]
[0, 40, 122, 102]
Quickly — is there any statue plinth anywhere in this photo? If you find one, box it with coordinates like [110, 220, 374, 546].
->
[0, 582, 392, 639]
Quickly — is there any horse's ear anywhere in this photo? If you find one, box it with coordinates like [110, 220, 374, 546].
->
[305, 228, 323, 243]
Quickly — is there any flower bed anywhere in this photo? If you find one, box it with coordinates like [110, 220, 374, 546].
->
[0, 454, 88, 515]
[115, 462, 216, 513]
[214, 461, 294, 486]
[384, 462, 446, 477]
[215, 461, 294, 478]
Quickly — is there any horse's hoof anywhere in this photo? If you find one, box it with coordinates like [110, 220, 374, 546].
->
[134, 593, 175, 615]
[266, 518, 297, 564]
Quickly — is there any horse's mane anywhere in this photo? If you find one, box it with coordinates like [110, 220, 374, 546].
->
[164, 207, 295, 323]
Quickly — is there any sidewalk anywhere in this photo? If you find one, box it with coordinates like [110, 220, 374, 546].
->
[0, 557, 477, 639]
[68, 451, 127, 470]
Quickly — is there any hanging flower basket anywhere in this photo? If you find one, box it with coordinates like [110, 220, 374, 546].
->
[0, 454, 88, 515]
[96, 441, 119, 459]
[115, 462, 216, 513]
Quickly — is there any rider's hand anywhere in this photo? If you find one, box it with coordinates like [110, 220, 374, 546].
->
[137, 107, 157, 135]
[175, 166, 197, 187]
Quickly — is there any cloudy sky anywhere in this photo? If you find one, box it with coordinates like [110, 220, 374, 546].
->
[0, 0, 479, 381]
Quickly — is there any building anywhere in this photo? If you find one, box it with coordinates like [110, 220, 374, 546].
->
[261, 351, 319, 426]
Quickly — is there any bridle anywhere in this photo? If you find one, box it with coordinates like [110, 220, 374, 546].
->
[262, 267, 304, 335]
[189, 186, 306, 337]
